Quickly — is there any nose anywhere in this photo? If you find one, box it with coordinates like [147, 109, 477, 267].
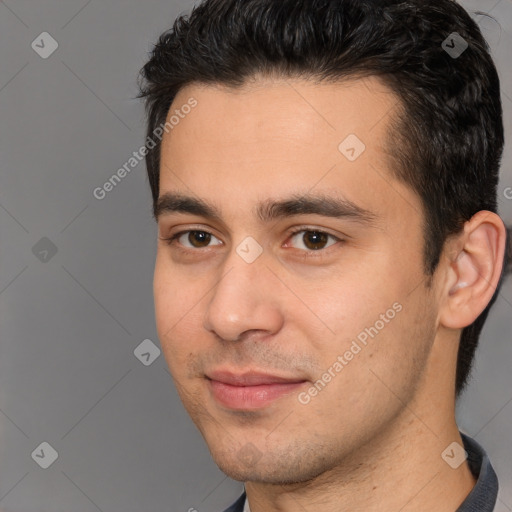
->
[202, 251, 285, 342]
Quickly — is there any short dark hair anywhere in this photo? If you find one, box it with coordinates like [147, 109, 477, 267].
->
[138, 0, 511, 398]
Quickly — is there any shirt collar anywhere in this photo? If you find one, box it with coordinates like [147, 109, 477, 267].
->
[456, 432, 499, 511]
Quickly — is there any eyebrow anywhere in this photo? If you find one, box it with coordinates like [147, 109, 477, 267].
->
[154, 192, 378, 226]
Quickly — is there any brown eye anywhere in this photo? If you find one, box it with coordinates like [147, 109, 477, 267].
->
[166, 230, 222, 249]
[187, 231, 212, 247]
[289, 230, 338, 251]
[302, 231, 329, 250]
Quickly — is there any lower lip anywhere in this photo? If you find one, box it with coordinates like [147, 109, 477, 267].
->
[208, 379, 307, 409]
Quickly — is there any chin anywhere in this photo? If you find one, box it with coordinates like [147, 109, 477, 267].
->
[209, 444, 328, 486]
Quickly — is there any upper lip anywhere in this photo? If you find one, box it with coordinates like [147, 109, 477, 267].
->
[206, 370, 307, 386]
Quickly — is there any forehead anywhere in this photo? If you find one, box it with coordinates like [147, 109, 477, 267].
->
[167, 75, 398, 150]
[158, 75, 420, 227]
[160, 76, 396, 173]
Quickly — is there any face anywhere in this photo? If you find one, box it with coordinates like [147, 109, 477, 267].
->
[153, 76, 440, 484]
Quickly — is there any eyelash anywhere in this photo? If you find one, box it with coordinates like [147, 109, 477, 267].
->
[160, 227, 343, 255]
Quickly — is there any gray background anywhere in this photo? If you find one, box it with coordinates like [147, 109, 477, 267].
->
[0, 0, 510, 511]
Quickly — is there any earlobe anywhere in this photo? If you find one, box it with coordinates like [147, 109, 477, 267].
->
[439, 211, 506, 329]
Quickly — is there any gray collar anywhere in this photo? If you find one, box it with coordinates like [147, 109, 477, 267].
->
[456, 432, 498, 511]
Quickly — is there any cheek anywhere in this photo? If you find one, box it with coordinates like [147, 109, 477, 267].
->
[153, 259, 205, 362]
[296, 264, 427, 388]
[294, 270, 398, 350]
[153, 254, 204, 322]
[294, 293, 433, 441]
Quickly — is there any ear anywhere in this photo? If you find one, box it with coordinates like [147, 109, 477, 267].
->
[438, 211, 507, 329]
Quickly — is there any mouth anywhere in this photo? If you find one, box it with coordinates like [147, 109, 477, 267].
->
[205, 370, 309, 410]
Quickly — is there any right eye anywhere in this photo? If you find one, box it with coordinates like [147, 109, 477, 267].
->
[161, 230, 223, 249]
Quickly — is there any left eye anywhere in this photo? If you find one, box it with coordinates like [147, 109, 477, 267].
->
[287, 230, 339, 251]
[170, 230, 223, 248]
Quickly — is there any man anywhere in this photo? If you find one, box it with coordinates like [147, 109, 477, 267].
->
[138, 0, 511, 510]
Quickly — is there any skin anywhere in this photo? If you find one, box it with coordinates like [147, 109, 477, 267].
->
[153, 75, 506, 512]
